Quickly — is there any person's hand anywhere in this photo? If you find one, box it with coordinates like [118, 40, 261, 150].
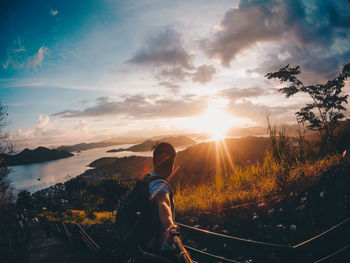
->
[164, 224, 179, 242]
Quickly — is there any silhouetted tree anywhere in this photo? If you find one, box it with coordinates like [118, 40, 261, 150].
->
[16, 190, 32, 210]
[0, 102, 13, 213]
[266, 62, 350, 152]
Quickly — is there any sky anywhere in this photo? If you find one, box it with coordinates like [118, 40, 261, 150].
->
[1, 0, 350, 150]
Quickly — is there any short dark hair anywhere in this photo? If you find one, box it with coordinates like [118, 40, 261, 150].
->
[153, 142, 176, 169]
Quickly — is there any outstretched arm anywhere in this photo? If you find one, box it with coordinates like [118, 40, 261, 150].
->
[154, 192, 177, 241]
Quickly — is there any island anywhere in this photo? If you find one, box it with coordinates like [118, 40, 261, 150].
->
[0, 147, 74, 166]
[56, 137, 145, 152]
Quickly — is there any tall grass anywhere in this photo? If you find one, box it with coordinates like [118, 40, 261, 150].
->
[174, 153, 341, 216]
[174, 121, 341, 216]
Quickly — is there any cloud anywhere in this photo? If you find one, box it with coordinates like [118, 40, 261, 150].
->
[37, 114, 50, 129]
[51, 110, 81, 117]
[11, 115, 93, 150]
[202, 0, 350, 77]
[3, 39, 49, 70]
[3, 38, 27, 70]
[50, 9, 59, 16]
[52, 94, 207, 119]
[74, 120, 88, 132]
[219, 86, 269, 100]
[34, 114, 59, 137]
[156, 66, 189, 82]
[192, 65, 216, 84]
[76, 98, 89, 104]
[27, 46, 49, 69]
[158, 81, 181, 93]
[227, 99, 299, 125]
[127, 27, 194, 69]
[127, 27, 218, 85]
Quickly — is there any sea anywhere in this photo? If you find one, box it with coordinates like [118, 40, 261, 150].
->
[7, 144, 152, 194]
[7, 143, 189, 194]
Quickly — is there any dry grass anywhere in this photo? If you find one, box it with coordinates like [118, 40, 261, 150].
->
[174, 153, 341, 216]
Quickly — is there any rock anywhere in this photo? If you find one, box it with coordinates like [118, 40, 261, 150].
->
[319, 191, 325, 198]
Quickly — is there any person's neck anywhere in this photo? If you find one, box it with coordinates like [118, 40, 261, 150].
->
[154, 169, 169, 179]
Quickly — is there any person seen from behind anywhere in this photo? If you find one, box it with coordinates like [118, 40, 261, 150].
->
[148, 142, 179, 250]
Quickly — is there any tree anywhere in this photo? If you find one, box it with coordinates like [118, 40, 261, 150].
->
[265, 62, 350, 152]
[16, 190, 33, 210]
[0, 102, 13, 214]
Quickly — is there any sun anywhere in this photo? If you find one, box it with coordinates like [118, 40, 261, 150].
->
[194, 107, 238, 140]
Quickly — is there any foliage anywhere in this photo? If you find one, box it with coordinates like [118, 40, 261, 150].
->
[31, 176, 132, 214]
[265, 62, 350, 152]
[334, 119, 350, 152]
[174, 150, 341, 216]
[39, 210, 116, 225]
[267, 115, 292, 166]
[0, 102, 13, 215]
[16, 190, 33, 210]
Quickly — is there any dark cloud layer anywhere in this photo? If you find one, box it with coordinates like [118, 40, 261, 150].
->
[192, 65, 216, 84]
[52, 87, 299, 126]
[52, 95, 207, 119]
[219, 86, 268, 100]
[158, 81, 181, 93]
[156, 66, 189, 82]
[203, 0, 350, 78]
[127, 27, 193, 69]
[128, 27, 217, 85]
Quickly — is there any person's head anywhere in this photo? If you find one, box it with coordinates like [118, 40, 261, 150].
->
[152, 142, 176, 178]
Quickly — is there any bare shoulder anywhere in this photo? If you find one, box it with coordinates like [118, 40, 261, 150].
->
[153, 191, 170, 204]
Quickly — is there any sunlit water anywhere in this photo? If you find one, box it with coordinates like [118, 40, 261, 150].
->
[7, 144, 153, 193]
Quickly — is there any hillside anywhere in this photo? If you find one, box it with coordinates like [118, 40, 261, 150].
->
[170, 136, 269, 187]
[56, 137, 145, 152]
[85, 156, 153, 181]
[75, 136, 269, 186]
[0, 147, 73, 166]
[107, 135, 195, 152]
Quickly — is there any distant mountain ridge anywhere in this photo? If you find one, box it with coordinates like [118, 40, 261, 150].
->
[107, 135, 195, 152]
[56, 137, 145, 152]
[0, 147, 73, 166]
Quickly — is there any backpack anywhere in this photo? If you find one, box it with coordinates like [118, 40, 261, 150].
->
[115, 174, 163, 247]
